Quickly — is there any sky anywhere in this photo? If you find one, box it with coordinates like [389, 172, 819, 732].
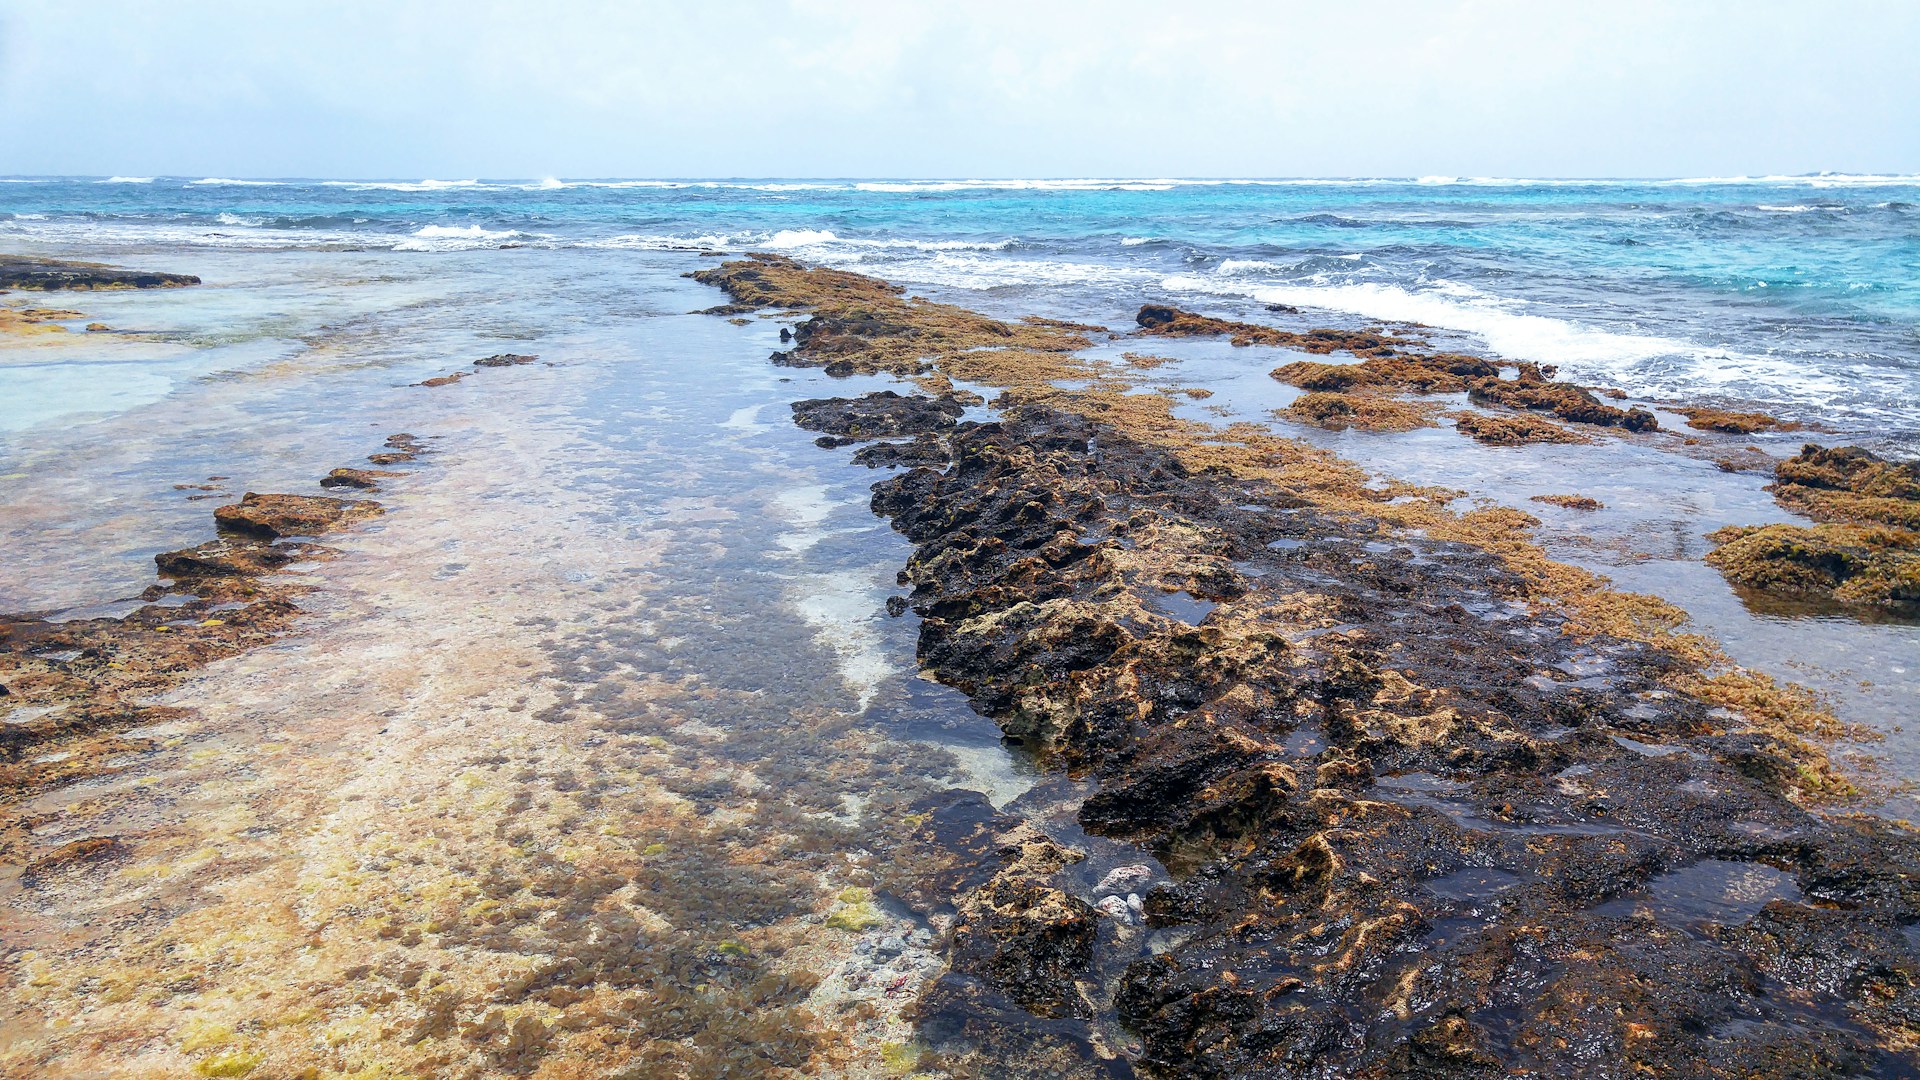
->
[1, 0, 1915, 180]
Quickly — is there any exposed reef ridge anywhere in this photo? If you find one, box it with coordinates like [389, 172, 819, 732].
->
[0, 254, 201, 290]
[691, 254, 1920, 1077]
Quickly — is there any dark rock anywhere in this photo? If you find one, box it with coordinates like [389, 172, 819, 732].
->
[319, 467, 400, 490]
[862, 404, 1920, 1074]
[155, 538, 300, 578]
[946, 827, 1095, 1020]
[473, 353, 538, 368]
[0, 255, 199, 290]
[790, 391, 965, 440]
[851, 435, 950, 469]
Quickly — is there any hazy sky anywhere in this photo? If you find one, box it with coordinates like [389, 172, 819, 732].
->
[2, 0, 1915, 179]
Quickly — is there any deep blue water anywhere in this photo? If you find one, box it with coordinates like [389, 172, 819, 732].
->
[3, 175, 1916, 442]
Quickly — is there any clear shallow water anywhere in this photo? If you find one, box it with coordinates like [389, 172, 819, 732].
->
[2, 175, 1917, 446]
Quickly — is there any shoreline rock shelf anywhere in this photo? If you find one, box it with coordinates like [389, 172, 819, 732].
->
[691, 254, 1920, 1076]
[0, 254, 201, 290]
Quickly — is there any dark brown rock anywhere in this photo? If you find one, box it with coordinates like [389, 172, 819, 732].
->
[0, 255, 199, 290]
[790, 391, 965, 440]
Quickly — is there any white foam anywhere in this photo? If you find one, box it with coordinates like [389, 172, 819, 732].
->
[320, 179, 482, 192]
[1120, 236, 1154, 246]
[191, 177, 282, 186]
[759, 228, 1014, 252]
[214, 213, 261, 227]
[852, 178, 1177, 192]
[885, 251, 1156, 292]
[98, 176, 153, 184]
[580, 232, 738, 250]
[392, 223, 534, 251]
[1160, 272, 1849, 400]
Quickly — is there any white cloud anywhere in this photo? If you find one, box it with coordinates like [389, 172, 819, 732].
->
[0, 0, 1913, 177]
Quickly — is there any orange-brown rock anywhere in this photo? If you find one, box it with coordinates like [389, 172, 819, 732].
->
[1467, 363, 1659, 431]
[1707, 523, 1920, 608]
[1769, 444, 1920, 529]
[213, 493, 383, 539]
[1279, 391, 1437, 432]
[1679, 407, 1799, 434]
[1455, 412, 1592, 445]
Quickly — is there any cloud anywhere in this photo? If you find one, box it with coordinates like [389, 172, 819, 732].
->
[0, 0, 1914, 177]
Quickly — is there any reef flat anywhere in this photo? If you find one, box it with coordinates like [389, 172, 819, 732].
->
[694, 254, 1920, 1076]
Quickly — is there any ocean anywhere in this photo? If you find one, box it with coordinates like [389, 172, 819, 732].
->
[3, 174, 1917, 444]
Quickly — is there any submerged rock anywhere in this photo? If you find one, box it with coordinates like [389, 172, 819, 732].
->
[319, 467, 400, 490]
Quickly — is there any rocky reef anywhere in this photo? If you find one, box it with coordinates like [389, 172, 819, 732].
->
[1678, 407, 1800, 435]
[1706, 444, 1920, 610]
[869, 406, 1920, 1076]
[1453, 411, 1591, 445]
[0, 254, 200, 290]
[688, 257, 1920, 1076]
[1127, 299, 1659, 439]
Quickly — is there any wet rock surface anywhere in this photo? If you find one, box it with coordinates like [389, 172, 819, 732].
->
[1705, 444, 1920, 610]
[852, 435, 952, 470]
[1454, 411, 1592, 445]
[862, 405, 1920, 1076]
[213, 492, 383, 539]
[1278, 391, 1437, 433]
[792, 391, 967, 441]
[1771, 444, 1920, 530]
[692, 253, 1094, 377]
[0, 254, 200, 290]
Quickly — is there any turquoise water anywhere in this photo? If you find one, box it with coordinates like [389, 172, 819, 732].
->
[3, 175, 1917, 446]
